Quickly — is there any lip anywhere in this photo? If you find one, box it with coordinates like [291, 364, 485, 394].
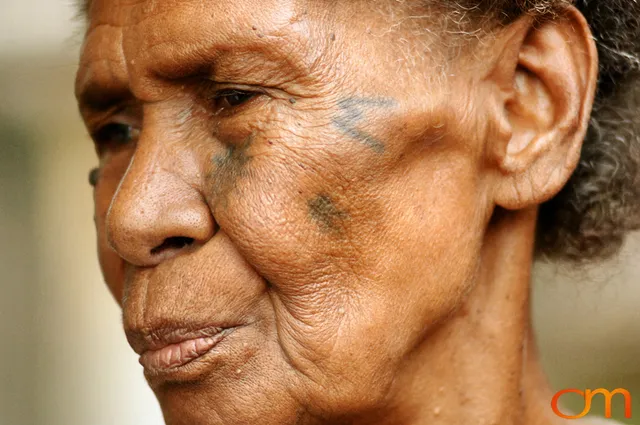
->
[126, 325, 240, 375]
[138, 327, 236, 373]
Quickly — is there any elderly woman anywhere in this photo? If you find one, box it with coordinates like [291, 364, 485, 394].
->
[75, 0, 639, 424]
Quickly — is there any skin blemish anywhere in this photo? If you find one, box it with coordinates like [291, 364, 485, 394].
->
[308, 194, 348, 233]
[332, 97, 397, 154]
[210, 135, 253, 205]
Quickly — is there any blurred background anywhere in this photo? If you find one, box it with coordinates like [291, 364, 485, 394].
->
[0, 1, 638, 424]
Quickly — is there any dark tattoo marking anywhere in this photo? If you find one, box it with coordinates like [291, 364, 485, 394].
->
[210, 136, 253, 205]
[308, 194, 348, 233]
[332, 97, 396, 154]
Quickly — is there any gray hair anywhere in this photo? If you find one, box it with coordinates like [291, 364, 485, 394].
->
[464, 1, 640, 262]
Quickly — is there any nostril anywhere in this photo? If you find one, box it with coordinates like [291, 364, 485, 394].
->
[150, 236, 194, 256]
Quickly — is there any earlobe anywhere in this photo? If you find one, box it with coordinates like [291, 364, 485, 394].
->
[488, 6, 598, 210]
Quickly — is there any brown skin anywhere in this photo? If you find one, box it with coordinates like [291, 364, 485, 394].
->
[76, 1, 599, 424]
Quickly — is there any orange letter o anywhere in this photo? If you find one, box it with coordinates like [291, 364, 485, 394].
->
[552, 389, 591, 419]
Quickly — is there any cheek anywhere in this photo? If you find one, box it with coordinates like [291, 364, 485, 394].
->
[379, 153, 486, 330]
[209, 120, 388, 298]
[95, 199, 125, 302]
[210, 113, 484, 314]
[97, 232, 125, 303]
[94, 153, 132, 303]
[205, 111, 486, 409]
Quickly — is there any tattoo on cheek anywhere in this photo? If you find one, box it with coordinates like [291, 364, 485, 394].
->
[209, 135, 253, 205]
[332, 97, 397, 154]
[308, 194, 349, 233]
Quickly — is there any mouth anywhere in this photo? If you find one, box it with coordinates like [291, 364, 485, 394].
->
[127, 325, 243, 381]
[137, 327, 237, 373]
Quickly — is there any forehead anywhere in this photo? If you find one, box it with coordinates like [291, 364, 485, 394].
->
[76, 0, 339, 108]
[76, 0, 445, 111]
[82, 0, 310, 70]
[86, 0, 303, 30]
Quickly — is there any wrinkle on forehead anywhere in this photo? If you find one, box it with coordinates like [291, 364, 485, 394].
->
[79, 0, 323, 102]
[76, 24, 127, 104]
[89, 0, 308, 61]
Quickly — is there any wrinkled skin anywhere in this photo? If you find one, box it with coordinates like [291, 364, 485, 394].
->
[76, 1, 600, 424]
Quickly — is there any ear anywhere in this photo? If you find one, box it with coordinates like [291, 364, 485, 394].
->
[483, 6, 598, 210]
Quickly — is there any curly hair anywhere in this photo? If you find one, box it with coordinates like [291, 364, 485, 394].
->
[78, 0, 640, 262]
[456, 1, 640, 262]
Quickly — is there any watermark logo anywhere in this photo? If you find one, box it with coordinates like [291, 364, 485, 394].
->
[551, 388, 632, 420]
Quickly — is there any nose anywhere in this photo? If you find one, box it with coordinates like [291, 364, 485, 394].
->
[106, 142, 216, 267]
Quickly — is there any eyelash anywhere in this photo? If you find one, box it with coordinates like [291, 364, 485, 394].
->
[215, 89, 259, 106]
[212, 88, 260, 111]
[91, 122, 140, 153]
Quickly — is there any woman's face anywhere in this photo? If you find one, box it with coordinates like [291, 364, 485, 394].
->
[77, 0, 493, 423]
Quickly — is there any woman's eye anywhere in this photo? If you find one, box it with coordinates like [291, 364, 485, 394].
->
[88, 167, 100, 187]
[215, 90, 257, 109]
[92, 122, 140, 151]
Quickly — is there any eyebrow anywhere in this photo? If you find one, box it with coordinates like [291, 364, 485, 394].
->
[76, 79, 133, 115]
[76, 47, 307, 114]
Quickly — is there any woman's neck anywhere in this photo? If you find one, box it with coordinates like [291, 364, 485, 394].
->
[369, 207, 561, 425]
